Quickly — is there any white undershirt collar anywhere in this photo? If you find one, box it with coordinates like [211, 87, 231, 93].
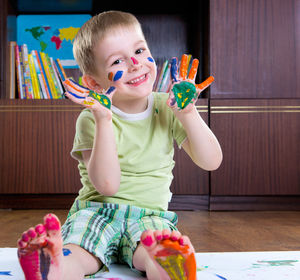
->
[112, 94, 154, 121]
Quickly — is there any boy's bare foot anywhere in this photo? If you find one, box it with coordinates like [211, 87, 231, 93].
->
[141, 229, 197, 280]
[17, 213, 63, 280]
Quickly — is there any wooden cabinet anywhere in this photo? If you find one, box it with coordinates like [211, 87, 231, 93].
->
[209, 0, 299, 99]
[208, 0, 300, 210]
[209, 99, 300, 210]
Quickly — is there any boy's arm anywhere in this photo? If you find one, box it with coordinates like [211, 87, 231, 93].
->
[82, 116, 121, 196]
[174, 107, 223, 171]
[64, 79, 120, 196]
[167, 54, 222, 171]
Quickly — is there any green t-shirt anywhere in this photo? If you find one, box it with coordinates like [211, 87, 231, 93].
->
[71, 92, 187, 211]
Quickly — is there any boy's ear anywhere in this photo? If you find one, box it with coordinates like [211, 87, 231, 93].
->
[82, 75, 103, 92]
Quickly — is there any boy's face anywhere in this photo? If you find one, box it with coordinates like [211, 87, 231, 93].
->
[92, 25, 157, 104]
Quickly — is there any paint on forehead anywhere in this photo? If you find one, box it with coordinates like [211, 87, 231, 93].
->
[131, 57, 139, 64]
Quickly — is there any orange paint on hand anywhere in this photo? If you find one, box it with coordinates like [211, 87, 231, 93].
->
[64, 79, 85, 93]
[196, 76, 215, 90]
[179, 54, 189, 79]
[188, 59, 199, 80]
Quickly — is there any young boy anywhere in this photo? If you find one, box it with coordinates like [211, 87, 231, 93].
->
[17, 11, 222, 280]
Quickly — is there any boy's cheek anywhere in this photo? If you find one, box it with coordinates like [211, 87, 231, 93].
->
[108, 70, 123, 82]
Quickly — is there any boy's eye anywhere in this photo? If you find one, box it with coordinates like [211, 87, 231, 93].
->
[135, 48, 144, 55]
[112, 59, 122, 65]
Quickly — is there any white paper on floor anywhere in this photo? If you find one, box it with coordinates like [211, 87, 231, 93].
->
[0, 248, 299, 279]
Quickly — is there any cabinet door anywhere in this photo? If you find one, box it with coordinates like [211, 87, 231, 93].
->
[210, 99, 300, 196]
[0, 100, 82, 194]
[170, 99, 209, 210]
[209, 0, 299, 99]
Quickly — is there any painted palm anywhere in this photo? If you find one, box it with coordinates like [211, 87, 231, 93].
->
[168, 54, 214, 110]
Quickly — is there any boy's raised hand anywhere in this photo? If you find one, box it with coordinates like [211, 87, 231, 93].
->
[167, 54, 214, 112]
[63, 78, 116, 119]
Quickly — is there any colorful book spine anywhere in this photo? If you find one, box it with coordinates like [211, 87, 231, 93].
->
[50, 57, 64, 97]
[15, 45, 24, 99]
[157, 60, 169, 92]
[9, 41, 16, 99]
[44, 53, 63, 98]
[35, 50, 52, 99]
[55, 58, 67, 81]
[22, 44, 34, 99]
[28, 53, 42, 99]
[40, 52, 58, 98]
[31, 50, 47, 99]
[160, 64, 171, 93]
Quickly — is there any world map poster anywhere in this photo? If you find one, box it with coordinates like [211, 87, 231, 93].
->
[17, 14, 91, 68]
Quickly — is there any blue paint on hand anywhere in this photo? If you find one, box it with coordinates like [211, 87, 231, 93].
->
[106, 86, 115, 95]
[171, 57, 178, 82]
[62, 248, 72, 256]
[0, 271, 12, 276]
[66, 91, 85, 99]
[215, 274, 227, 280]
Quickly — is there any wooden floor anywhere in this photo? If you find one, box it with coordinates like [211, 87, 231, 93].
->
[1, 210, 300, 252]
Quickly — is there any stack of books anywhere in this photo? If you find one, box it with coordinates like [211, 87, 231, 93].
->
[9, 42, 67, 99]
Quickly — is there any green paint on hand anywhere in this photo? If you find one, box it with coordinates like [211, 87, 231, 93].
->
[88, 91, 111, 109]
[172, 81, 197, 110]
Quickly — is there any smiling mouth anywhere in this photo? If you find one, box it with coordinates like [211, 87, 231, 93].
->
[127, 73, 148, 86]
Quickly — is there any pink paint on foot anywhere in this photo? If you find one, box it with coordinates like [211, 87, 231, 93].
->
[141, 235, 154, 247]
[17, 213, 63, 280]
[141, 230, 197, 280]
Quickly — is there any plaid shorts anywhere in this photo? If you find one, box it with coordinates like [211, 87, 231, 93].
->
[61, 200, 178, 278]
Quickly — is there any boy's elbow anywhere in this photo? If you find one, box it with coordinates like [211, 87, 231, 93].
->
[93, 178, 120, 196]
[204, 152, 223, 171]
[196, 152, 223, 171]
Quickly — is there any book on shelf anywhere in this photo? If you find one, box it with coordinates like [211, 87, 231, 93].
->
[11, 43, 68, 99]
[8, 41, 16, 99]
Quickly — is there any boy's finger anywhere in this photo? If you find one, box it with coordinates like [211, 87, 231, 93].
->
[171, 57, 178, 82]
[66, 91, 85, 99]
[196, 76, 215, 90]
[64, 79, 89, 94]
[179, 54, 188, 80]
[105, 86, 116, 96]
[64, 92, 86, 105]
[188, 59, 199, 81]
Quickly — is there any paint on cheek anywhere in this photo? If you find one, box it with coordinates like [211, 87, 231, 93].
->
[108, 72, 114, 81]
[108, 71, 123, 82]
[131, 57, 138, 64]
[147, 57, 154, 63]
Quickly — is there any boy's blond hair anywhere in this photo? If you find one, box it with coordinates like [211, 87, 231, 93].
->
[73, 11, 142, 75]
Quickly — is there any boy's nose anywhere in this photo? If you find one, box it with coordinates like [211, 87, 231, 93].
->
[131, 57, 139, 65]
